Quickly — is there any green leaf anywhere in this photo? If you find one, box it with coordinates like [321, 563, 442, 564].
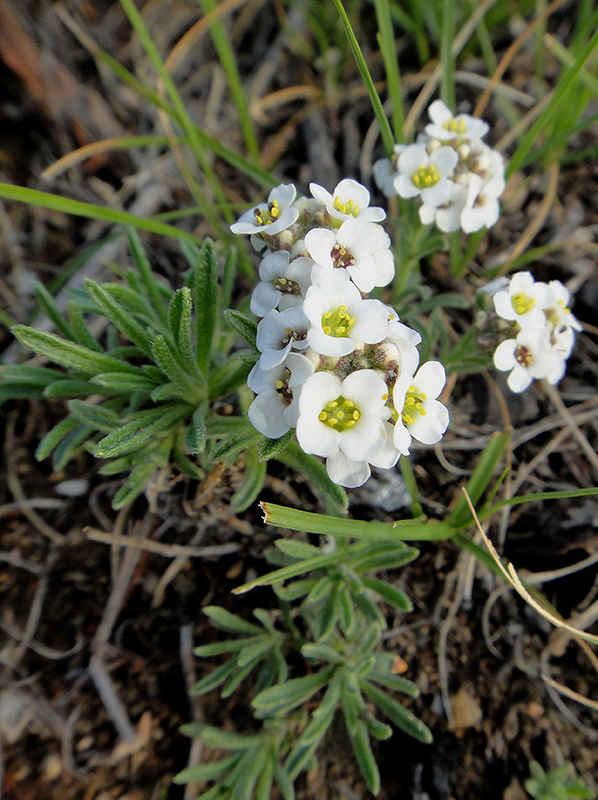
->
[67, 302, 103, 352]
[231, 744, 269, 800]
[190, 660, 238, 696]
[236, 638, 273, 668]
[361, 680, 432, 743]
[151, 335, 205, 399]
[84, 279, 153, 355]
[254, 752, 274, 800]
[360, 576, 413, 612]
[367, 672, 419, 698]
[35, 417, 80, 461]
[203, 606, 263, 636]
[252, 666, 335, 716]
[12, 326, 145, 376]
[274, 540, 322, 560]
[221, 656, 265, 699]
[272, 759, 295, 800]
[91, 372, 160, 392]
[301, 643, 345, 665]
[348, 720, 380, 795]
[222, 309, 257, 349]
[257, 429, 293, 461]
[168, 288, 196, 370]
[103, 283, 159, 321]
[352, 543, 419, 573]
[52, 423, 92, 470]
[449, 431, 511, 528]
[180, 723, 263, 750]
[174, 755, 238, 784]
[127, 229, 169, 325]
[67, 400, 119, 432]
[34, 282, 75, 340]
[94, 404, 188, 458]
[231, 446, 266, 511]
[185, 402, 208, 453]
[365, 715, 393, 740]
[337, 582, 355, 635]
[208, 356, 251, 400]
[210, 428, 263, 463]
[194, 239, 219, 371]
[111, 460, 158, 509]
[43, 380, 100, 399]
[194, 637, 256, 658]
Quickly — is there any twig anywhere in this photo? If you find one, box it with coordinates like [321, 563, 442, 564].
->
[88, 657, 137, 744]
[5, 411, 64, 545]
[543, 381, 598, 476]
[180, 624, 204, 800]
[11, 551, 57, 667]
[85, 527, 240, 559]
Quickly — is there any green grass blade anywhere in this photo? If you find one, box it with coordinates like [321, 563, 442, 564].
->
[507, 24, 598, 177]
[331, 0, 396, 156]
[440, 0, 456, 109]
[0, 182, 201, 244]
[198, 0, 260, 162]
[483, 486, 598, 516]
[373, 0, 405, 142]
[119, 0, 231, 231]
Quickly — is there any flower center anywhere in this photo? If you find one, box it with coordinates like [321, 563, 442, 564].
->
[443, 118, 467, 135]
[274, 276, 301, 295]
[511, 292, 536, 316]
[401, 385, 428, 426]
[331, 244, 356, 269]
[318, 395, 361, 431]
[412, 164, 440, 189]
[274, 369, 293, 402]
[514, 345, 533, 367]
[254, 199, 280, 226]
[333, 197, 360, 217]
[321, 305, 356, 338]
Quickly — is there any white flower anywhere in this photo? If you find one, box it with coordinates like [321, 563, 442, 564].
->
[303, 271, 389, 357]
[230, 184, 299, 235]
[247, 354, 314, 438]
[305, 219, 395, 293]
[373, 144, 406, 196]
[256, 306, 309, 370]
[250, 252, 313, 317]
[424, 100, 489, 142]
[420, 182, 468, 232]
[393, 362, 449, 455]
[493, 272, 553, 331]
[296, 370, 390, 465]
[325, 421, 400, 487]
[493, 327, 563, 392]
[396, 144, 458, 207]
[545, 280, 583, 333]
[460, 172, 505, 233]
[310, 178, 386, 223]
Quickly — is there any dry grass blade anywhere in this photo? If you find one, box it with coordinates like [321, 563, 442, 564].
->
[497, 161, 560, 277]
[541, 675, 598, 712]
[542, 381, 598, 476]
[86, 526, 240, 558]
[462, 488, 598, 645]
[405, 0, 497, 139]
[474, 0, 570, 117]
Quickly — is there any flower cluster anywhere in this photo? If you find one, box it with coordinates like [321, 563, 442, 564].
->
[373, 100, 505, 234]
[231, 180, 450, 487]
[490, 272, 582, 393]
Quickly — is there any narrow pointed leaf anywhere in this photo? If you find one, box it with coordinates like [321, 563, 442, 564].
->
[222, 309, 257, 349]
[361, 576, 413, 612]
[127, 229, 169, 324]
[361, 680, 432, 743]
[252, 666, 335, 715]
[174, 755, 238, 784]
[34, 282, 75, 340]
[194, 239, 219, 371]
[203, 606, 262, 635]
[36, 417, 80, 461]
[94, 404, 188, 458]
[84, 279, 153, 355]
[257, 429, 293, 461]
[190, 659, 237, 696]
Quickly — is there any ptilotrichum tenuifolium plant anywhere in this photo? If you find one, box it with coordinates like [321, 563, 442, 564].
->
[230, 177, 449, 488]
[373, 100, 506, 234]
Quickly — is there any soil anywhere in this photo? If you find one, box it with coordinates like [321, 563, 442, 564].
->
[1, 2, 598, 799]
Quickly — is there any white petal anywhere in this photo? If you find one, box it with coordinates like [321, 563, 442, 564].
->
[248, 392, 291, 438]
[413, 361, 446, 399]
[408, 400, 449, 445]
[326, 451, 371, 487]
[493, 339, 517, 371]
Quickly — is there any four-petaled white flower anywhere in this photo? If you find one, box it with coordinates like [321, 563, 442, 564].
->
[310, 178, 386, 223]
[230, 184, 299, 235]
[424, 100, 489, 142]
[493, 328, 561, 393]
[247, 354, 314, 438]
[296, 370, 390, 474]
[373, 144, 406, 197]
[493, 271, 553, 331]
[303, 271, 389, 357]
[393, 362, 449, 455]
[256, 306, 309, 371]
[305, 219, 395, 293]
[396, 144, 458, 207]
[250, 251, 313, 317]
[545, 280, 583, 333]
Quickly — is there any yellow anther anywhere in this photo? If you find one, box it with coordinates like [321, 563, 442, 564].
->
[511, 292, 536, 316]
[319, 411, 327, 421]
[412, 164, 440, 190]
[275, 381, 284, 389]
